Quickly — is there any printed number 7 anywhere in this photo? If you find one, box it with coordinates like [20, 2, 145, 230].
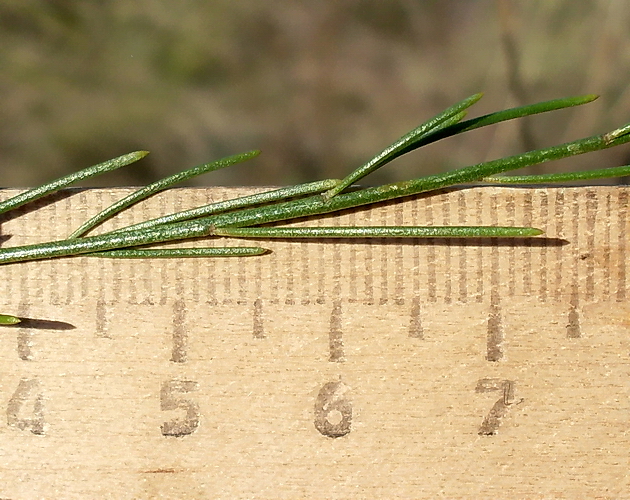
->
[475, 378, 522, 435]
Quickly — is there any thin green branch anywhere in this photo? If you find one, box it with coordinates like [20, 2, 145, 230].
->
[2, 124, 627, 265]
[321, 96, 599, 200]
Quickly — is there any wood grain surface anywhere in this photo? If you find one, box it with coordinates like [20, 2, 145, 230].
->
[0, 186, 628, 499]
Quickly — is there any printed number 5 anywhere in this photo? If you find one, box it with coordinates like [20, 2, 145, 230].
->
[160, 380, 200, 437]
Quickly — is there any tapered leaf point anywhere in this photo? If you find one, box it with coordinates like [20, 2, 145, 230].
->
[244, 150, 261, 161]
[0, 315, 21, 325]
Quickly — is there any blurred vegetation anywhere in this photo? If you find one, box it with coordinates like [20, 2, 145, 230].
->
[1, 0, 629, 187]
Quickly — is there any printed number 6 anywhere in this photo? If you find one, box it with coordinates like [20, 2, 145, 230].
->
[314, 380, 352, 438]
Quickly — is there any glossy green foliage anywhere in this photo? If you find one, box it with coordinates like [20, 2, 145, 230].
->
[0, 93, 629, 270]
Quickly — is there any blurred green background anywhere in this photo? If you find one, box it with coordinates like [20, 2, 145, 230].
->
[1, 0, 630, 187]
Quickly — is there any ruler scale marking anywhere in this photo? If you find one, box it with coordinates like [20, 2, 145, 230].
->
[347, 211, 358, 303]
[394, 199, 405, 304]
[457, 190, 468, 302]
[538, 190, 549, 300]
[409, 196, 421, 302]
[95, 299, 109, 338]
[617, 189, 627, 300]
[17, 300, 33, 361]
[442, 192, 453, 303]
[378, 202, 389, 305]
[0, 186, 628, 499]
[316, 217, 326, 304]
[424, 195, 437, 302]
[522, 190, 534, 296]
[171, 299, 187, 363]
[475, 189, 485, 302]
[284, 236, 295, 305]
[206, 240, 217, 305]
[602, 191, 612, 298]
[63, 195, 77, 305]
[506, 189, 517, 297]
[585, 189, 597, 300]
[553, 190, 565, 302]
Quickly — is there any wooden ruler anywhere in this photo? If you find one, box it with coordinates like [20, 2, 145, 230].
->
[0, 186, 628, 499]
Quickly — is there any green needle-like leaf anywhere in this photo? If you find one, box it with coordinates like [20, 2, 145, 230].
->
[1, 123, 628, 265]
[0, 93, 629, 266]
[483, 164, 630, 184]
[396, 94, 599, 158]
[89, 247, 269, 258]
[0, 151, 149, 216]
[214, 226, 543, 238]
[110, 178, 340, 234]
[68, 150, 260, 238]
[0, 220, 213, 264]
[323, 93, 483, 199]
[194, 126, 630, 230]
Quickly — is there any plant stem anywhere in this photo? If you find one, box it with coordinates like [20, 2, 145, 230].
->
[1, 95, 629, 266]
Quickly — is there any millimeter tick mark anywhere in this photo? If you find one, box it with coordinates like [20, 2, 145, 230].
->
[329, 302, 344, 363]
